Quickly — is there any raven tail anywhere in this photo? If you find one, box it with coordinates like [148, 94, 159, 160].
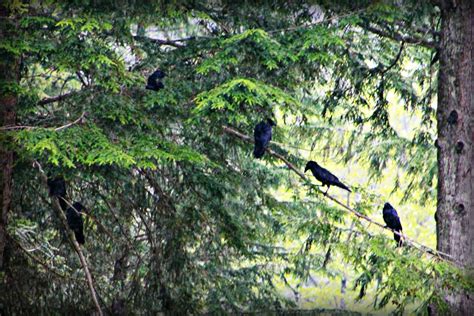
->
[337, 182, 351, 192]
[394, 230, 403, 247]
[75, 229, 85, 245]
[253, 146, 265, 158]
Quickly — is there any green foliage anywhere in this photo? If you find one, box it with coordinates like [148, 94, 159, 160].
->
[194, 78, 300, 124]
[1, 0, 471, 315]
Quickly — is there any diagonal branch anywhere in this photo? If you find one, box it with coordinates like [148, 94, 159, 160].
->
[381, 41, 405, 75]
[222, 125, 459, 265]
[33, 161, 103, 316]
[54, 112, 87, 131]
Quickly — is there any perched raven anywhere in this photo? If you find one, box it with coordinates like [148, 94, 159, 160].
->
[47, 176, 68, 210]
[304, 161, 351, 194]
[47, 177, 66, 197]
[67, 202, 85, 245]
[253, 119, 276, 158]
[146, 69, 166, 91]
[382, 202, 403, 246]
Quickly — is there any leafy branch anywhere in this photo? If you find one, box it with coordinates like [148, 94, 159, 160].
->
[221, 125, 458, 266]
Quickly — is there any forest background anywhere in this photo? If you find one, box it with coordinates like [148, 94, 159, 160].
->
[0, 0, 473, 315]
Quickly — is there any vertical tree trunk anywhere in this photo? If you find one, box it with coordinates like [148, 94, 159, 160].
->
[0, 5, 19, 271]
[435, 0, 473, 314]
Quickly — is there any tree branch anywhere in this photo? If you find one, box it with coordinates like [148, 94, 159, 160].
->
[133, 35, 187, 47]
[0, 112, 86, 131]
[381, 41, 405, 75]
[222, 125, 459, 265]
[361, 23, 438, 49]
[10, 236, 73, 280]
[37, 91, 77, 106]
[54, 112, 87, 131]
[33, 161, 103, 316]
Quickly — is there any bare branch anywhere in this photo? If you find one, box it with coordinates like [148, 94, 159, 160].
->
[11, 236, 72, 280]
[54, 112, 86, 131]
[133, 35, 188, 47]
[0, 112, 86, 131]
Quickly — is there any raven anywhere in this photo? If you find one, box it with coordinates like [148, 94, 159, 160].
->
[146, 69, 166, 91]
[382, 202, 403, 246]
[253, 119, 276, 158]
[47, 177, 66, 197]
[67, 202, 85, 245]
[47, 176, 68, 210]
[304, 161, 351, 194]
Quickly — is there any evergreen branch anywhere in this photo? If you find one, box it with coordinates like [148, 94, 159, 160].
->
[222, 125, 459, 265]
[33, 161, 104, 316]
[360, 23, 438, 49]
[37, 90, 78, 106]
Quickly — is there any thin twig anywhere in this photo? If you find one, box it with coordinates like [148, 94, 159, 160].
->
[0, 125, 36, 131]
[11, 236, 72, 280]
[221, 125, 459, 265]
[133, 35, 185, 47]
[54, 112, 86, 131]
[0, 112, 86, 131]
[381, 41, 405, 75]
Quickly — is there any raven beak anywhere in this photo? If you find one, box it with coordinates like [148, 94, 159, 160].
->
[304, 166, 308, 173]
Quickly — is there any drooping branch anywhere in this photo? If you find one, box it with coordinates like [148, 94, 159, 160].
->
[222, 125, 459, 265]
[381, 41, 405, 75]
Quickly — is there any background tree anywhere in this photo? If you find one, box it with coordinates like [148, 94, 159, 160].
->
[432, 0, 473, 314]
[0, 0, 472, 314]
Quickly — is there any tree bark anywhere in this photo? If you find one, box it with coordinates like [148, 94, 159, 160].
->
[0, 6, 19, 271]
[435, 0, 474, 314]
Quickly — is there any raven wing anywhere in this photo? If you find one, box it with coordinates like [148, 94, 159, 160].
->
[315, 165, 340, 185]
[253, 122, 272, 158]
[383, 208, 403, 231]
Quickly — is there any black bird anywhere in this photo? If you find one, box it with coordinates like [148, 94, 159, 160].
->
[146, 69, 166, 91]
[47, 176, 68, 210]
[67, 202, 85, 245]
[382, 202, 403, 246]
[253, 119, 276, 158]
[304, 161, 351, 194]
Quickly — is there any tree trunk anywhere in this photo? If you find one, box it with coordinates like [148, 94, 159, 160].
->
[0, 6, 19, 271]
[435, 0, 473, 314]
